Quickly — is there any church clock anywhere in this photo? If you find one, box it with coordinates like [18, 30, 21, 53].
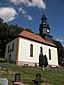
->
[46, 29, 50, 33]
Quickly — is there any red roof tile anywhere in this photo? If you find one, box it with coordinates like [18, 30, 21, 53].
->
[18, 30, 56, 47]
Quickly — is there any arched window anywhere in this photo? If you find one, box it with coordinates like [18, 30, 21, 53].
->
[40, 47, 43, 54]
[30, 44, 33, 57]
[49, 49, 51, 60]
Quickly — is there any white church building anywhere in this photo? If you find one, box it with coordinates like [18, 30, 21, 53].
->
[5, 15, 59, 67]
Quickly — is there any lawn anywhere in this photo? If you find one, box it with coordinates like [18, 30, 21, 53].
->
[0, 62, 64, 85]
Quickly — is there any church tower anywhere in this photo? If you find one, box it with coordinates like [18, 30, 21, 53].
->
[39, 14, 52, 42]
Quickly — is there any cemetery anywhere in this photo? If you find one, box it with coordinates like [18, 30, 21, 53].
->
[0, 62, 64, 85]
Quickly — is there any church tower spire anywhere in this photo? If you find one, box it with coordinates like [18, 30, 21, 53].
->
[39, 14, 52, 42]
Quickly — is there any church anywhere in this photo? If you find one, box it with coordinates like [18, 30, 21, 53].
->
[5, 14, 59, 67]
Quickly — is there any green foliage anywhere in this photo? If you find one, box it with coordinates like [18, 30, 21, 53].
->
[53, 40, 64, 66]
[25, 28, 33, 33]
[39, 54, 48, 67]
[0, 22, 23, 57]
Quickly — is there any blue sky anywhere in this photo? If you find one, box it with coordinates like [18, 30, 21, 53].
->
[0, 0, 64, 46]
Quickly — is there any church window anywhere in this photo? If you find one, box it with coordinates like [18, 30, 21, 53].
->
[40, 47, 43, 54]
[12, 43, 14, 52]
[30, 44, 33, 57]
[49, 49, 51, 60]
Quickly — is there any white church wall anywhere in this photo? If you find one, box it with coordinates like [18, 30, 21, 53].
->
[18, 38, 40, 65]
[17, 37, 58, 66]
[44, 46, 58, 66]
[5, 38, 18, 61]
[5, 36, 58, 67]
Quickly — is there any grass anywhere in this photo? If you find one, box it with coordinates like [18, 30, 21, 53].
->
[0, 62, 64, 85]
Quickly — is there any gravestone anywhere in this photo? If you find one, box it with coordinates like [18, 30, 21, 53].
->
[0, 78, 8, 85]
[15, 73, 20, 82]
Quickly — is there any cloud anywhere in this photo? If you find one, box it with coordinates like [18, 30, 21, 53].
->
[10, 0, 46, 9]
[0, 7, 17, 22]
[10, 0, 26, 5]
[19, 7, 26, 14]
[19, 7, 33, 20]
[56, 38, 64, 47]
[56, 38, 64, 42]
[62, 44, 64, 47]
[26, 15, 33, 20]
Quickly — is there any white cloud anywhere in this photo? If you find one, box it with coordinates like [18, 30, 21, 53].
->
[19, 7, 26, 14]
[56, 38, 64, 47]
[62, 44, 64, 47]
[10, 0, 46, 9]
[26, 15, 33, 20]
[56, 38, 64, 42]
[19, 7, 33, 20]
[27, 0, 46, 9]
[0, 7, 17, 22]
[10, 0, 26, 5]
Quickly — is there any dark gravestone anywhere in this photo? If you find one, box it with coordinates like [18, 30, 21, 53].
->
[33, 74, 43, 85]
[15, 73, 20, 82]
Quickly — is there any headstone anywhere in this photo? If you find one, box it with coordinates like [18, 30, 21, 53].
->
[0, 78, 8, 85]
[15, 73, 20, 82]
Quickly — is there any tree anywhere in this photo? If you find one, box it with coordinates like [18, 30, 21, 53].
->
[39, 54, 48, 68]
[25, 28, 33, 33]
[0, 19, 23, 58]
[0, 20, 9, 58]
[8, 24, 24, 40]
[53, 40, 64, 66]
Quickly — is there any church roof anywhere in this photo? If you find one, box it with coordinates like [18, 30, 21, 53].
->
[18, 30, 56, 47]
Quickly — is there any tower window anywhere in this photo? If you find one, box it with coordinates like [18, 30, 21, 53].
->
[40, 47, 43, 54]
[49, 49, 51, 60]
[30, 44, 33, 57]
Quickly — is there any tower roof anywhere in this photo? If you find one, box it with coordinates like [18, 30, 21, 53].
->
[41, 14, 47, 21]
[40, 14, 50, 29]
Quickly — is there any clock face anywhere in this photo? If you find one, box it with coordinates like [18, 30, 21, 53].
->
[47, 29, 49, 33]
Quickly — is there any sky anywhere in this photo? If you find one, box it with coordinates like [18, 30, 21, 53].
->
[0, 0, 64, 46]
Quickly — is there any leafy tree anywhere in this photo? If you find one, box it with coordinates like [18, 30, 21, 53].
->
[0, 21, 9, 57]
[39, 54, 48, 67]
[25, 28, 33, 33]
[0, 19, 23, 58]
[53, 40, 64, 66]
[8, 24, 24, 40]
